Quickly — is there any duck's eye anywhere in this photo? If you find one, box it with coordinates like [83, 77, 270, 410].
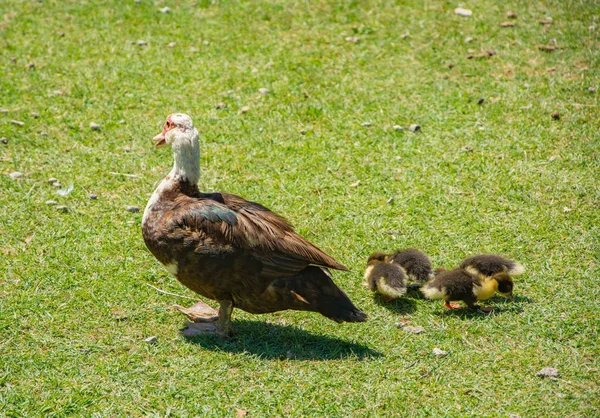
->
[166, 121, 171, 129]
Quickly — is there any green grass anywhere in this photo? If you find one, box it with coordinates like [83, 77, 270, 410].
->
[1, 0, 599, 416]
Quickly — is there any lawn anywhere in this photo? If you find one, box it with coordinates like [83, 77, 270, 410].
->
[1, 0, 599, 416]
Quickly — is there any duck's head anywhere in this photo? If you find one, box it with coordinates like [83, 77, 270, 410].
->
[153, 113, 201, 183]
[492, 272, 514, 300]
[367, 252, 388, 265]
[153, 113, 198, 150]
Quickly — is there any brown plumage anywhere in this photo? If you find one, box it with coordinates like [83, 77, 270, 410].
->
[142, 113, 366, 336]
[460, 254, 524, 279]
[387, 248, 434, 285]
[363, 253, 407, 301]
[421, 267, 514, 311]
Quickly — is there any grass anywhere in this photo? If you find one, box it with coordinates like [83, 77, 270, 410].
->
[1, 0, 599, 416]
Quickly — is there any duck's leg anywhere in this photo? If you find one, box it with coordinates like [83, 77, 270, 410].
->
[444, 301, 462, 309]
[216, 300, 235, 337]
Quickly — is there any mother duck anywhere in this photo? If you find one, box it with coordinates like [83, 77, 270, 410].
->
[142, 113, 367, 336]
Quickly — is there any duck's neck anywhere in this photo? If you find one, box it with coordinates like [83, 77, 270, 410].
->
[171, 139, 200, 185]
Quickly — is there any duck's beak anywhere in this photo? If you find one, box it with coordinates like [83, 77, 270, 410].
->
[153, 132, 168, 149]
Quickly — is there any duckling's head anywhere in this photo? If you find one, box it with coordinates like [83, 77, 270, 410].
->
[493, 272, 514, 300]
[367, 252, 388, 265]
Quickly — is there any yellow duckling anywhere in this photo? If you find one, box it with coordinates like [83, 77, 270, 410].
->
[364, 252, 407, 301]
[421, 267, 514, 312]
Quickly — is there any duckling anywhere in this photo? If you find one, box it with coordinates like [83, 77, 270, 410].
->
[387, 248, 434, 286]
[364, 252, 407, 301]
[460, 254, 524, 279]
[420, 268, 514, 312]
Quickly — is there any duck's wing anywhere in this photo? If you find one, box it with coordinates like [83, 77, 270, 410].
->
[165, 193, 348, 278]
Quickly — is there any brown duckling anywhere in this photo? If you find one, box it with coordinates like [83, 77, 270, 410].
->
[364, 252, 407, 301]
[387, 248, 434, 286]
[420, 267, 514, 312]
[460, 254, 524, 279]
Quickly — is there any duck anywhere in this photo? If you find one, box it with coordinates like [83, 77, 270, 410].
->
[460, 254, 524, 279]
[363, 252, 407, 301]
[142, 113, 367, 337]
[387, 248, 434, 286]
[420, 267, 514, 312]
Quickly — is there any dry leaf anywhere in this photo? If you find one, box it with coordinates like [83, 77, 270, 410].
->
[467, 50, 495, 59]
[24, 233, 34, 244]
[349, 180, 361, 187]
[236, 408, 248, 418]
[500, 21, 515, 27]
[537, 45, 558, 52]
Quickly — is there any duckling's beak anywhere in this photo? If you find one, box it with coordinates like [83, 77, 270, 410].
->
[505, 292, 514, 301]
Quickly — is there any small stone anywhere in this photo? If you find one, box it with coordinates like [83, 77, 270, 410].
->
[392, 125, 403, 132]
[202, 40, 210, 46]
[588, 87, 597, 93]
[144, 336, 158, 344]
[258, 88, 270, 95]
[89, 194, 98, 200]
[159, 7, 171, 13]
[10, 120, 25, 127]
[477, 98, 485, 105]
[32, 112, 40, 118]
[240, 106, 250, 114]
[46, 200, 58, 205]
[461, 145, 473, 152]
[506, 11, 517, 19]
[57, 32, 65, 37]
[0, 138, 7, 144]
[403, 326, 425, 334]
[433, 348, 448, 356]
[299, 129, 307, 135]
[134, 0, 141, 3]
[125, 205, 140, 213]
[167, 42, 176, 48]
[539, 18, 553, 25]
[563, 207, 571, 213]
[190, 47, 199, 53]
[386, 197, 394, 204]
[48, 177, 58, 184]
[0, 109, 8, 113]
[454, 8, 472, 17]
[345, 36, 360, 43]
[26, 62, 35, 70]
[9, 172, 23, 179]
[9, 58, 16, 63]
[53, 182, 62, 188]
[409, 124, 421, 133]
[464, 37, 473, 43]
[500, 21, 515, 27]
[215, 102, 227, 109]
[137, 40, 147, 46]
[361, 122, 372, 127]
[40, 131, 48, 137]
[119, 119, 126, 124]
[56, 205, 70, 212]
[53, 90, 64, 96]
[551, 112, 560, 120]
[90, 122, 100, 130]
[537, 367, 559, 378]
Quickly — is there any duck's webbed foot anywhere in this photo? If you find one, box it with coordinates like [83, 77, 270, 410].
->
[478, 306, 494, 313]
[180, 300, 235, 337]
[444, 301, 462, 309]
[175, 300, 219, 323]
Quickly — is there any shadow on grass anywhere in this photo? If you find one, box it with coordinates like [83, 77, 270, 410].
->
[182, 320, 382, 361]
[373, 294, 417, 314]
